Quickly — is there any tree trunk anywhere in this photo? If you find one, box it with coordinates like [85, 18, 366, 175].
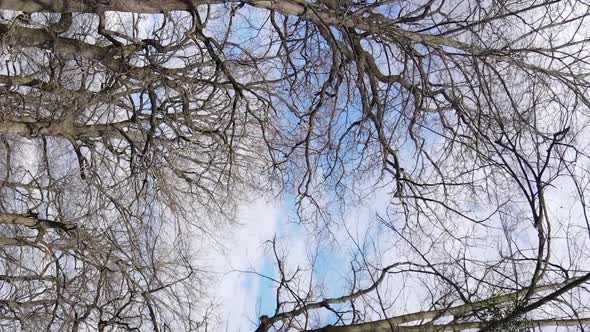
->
[0, 0, 220, 13]
[308, 318, 590, 332]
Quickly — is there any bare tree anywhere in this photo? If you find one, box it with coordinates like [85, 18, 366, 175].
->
[0, 4, 267, 330]
[1, 0, 590, 331]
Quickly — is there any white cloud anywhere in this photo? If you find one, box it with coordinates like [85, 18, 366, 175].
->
[211, 197, 281, 331]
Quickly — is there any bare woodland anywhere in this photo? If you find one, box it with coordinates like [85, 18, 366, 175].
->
[0, 0, 589, 331]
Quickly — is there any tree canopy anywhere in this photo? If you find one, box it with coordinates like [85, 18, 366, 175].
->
[0, 0, 590, 331]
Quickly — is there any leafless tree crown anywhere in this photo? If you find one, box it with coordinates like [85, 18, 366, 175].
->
[0, 0, 589, 331]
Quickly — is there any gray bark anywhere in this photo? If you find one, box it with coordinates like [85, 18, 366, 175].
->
[0, 0, 221, 13]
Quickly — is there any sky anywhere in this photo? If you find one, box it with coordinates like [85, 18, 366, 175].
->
[211, 183, 395, 331]
[214, 198, 283, 331]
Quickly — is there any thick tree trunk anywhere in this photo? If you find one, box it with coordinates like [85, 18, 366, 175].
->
[0, 118, 118, 139]
[0, 0, 220, 13]
[0, 0, 474, 58]
[308, 318, 590, 332]
[0, 213, 37, 227]
[305, 278, 588, 332]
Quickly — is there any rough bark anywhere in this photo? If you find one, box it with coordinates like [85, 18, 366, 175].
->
[308, 318, 590, 332]
[0, 0, 223, 12]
